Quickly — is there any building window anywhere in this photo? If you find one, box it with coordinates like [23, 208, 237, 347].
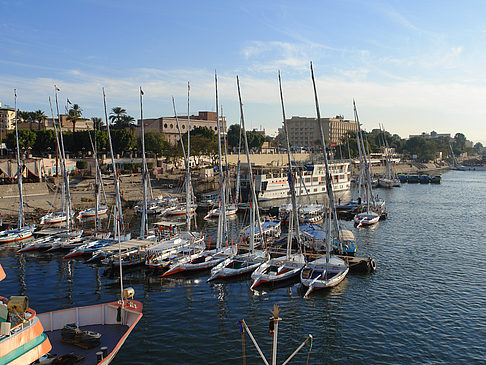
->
[164, 123, 168, 128]
[170, 124, 173, 128]
[182, 125, 185, 129]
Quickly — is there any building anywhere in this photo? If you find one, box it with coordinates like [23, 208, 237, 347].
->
[409, 131, 452, 140]
[135, 111, 226, 146]
[0, 102, 15, 140]
[42, 115, 93, 132]
[285, 115, 356, 147]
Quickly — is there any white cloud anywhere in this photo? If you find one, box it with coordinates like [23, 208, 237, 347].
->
[1, 65, 486, 143]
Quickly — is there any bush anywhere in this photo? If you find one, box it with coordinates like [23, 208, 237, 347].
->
[76, 160, 89, 170]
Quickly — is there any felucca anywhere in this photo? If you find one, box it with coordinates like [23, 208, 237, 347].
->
[300, 63, 349, 297]
[0, 89, 35, 244]
[250, 72, 306, 290]
[207, 76, 268, 282]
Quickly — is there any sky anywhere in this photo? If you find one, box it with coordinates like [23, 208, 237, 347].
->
[1, 0, 486, 143]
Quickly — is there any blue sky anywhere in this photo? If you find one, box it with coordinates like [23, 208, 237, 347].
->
[2, 0, 486, 143]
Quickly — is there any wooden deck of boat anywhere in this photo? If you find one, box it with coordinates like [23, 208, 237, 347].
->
[103, 238, 154, 253]
[46, 324, 128, 363]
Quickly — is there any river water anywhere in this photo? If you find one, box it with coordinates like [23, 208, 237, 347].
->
[1, 170, 486, 364]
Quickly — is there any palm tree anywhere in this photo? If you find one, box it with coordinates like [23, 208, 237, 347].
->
[67, 104, 82, 132]
[92, 117, 104, 131]
[34, 110, 47, 130]
[116, 114, 135, 129]
[109, 107, 127, 126]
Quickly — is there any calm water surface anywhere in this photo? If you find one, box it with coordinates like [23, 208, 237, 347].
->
[1, 170, 486, 364]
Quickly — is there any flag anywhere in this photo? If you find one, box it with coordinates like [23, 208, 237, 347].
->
[55, 85, 60, 91]
[67, 98, 72, 105]
[140, 88, 144, 95]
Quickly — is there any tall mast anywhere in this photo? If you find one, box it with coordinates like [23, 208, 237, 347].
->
[278, 72, 300, 257]
[310, 62, 342, 257]
[236, 76, 265, 253]
[103, 88, 125, 306]
[215, 72, 226, 249]
[354, 101, 372, 213]
[55, 87, 72, 232]
[13, 90, 24, 229]
[234, 115, 243, 205]
[185, 83, 191, 231]
[139, 87, 148, 238]
[172, 97, 187, 167]
[87, 128, 100, 232]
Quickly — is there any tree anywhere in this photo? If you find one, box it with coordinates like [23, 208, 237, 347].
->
[33, 130, 56, 154]
[116, 114, 135, 129]
[6, 129, 36, 152]
[92, 117, 104, 131]
[142, 132, 169, 156]
[33, 110, 47, 130]
[190, 126, 216, 139]
[111, 129, 136, 154]
[226, 124, 241, 148]
[66, 104, 82, 132]
[474, 142, 484, 154]
[110, 107, 127, 127]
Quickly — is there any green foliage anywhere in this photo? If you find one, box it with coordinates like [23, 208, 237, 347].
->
[226, 124, 265, 150]
[76, 160, 88, 169]
[190, 126, 216, 139]
[227, 124, 241, 148]
[111, 129, 136, 154]
[6, 129, 36, 151]
[67, 104, 82, 132]
[142, 132, 168, 156]
[109, 107, 135, 129]
[92, 117, 104, 131]
[33, 130, 56, 153]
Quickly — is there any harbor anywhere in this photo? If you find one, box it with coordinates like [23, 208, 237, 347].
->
[1, 170, 484, 363]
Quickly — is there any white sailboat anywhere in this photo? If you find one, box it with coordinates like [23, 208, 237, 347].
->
[300, 63, 349, 297]
[77, 128, 108, 220]
[162, 72, 237, 277]
[207, 76, 268, 282]
[250, 72, 306, 290]
[145, 83, 204, 271]
[0, 89, 35, 244]
[353, 101, 380, 227]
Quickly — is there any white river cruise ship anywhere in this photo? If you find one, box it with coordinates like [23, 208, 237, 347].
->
[240, 162, 350, 201]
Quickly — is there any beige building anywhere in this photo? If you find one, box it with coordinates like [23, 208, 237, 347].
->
[285, 115, 356, 147]
[135, 111, 226, 146]
[0, 103, 16, 139]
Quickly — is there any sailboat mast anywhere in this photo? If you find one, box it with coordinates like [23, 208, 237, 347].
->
[354, 102, 372, 213]
[236, 76, 265, 252]
[278, 71, 300, 256]
[13, 90, 24, 229]
[215, 72, 226, 248]
[139, 87, 148, 238]
[87, 129, 100, 232]
[103, 88, 125, 306]
[234, 116, 243, 205]
[55, 88, 72, 232]
[310, 63, 342, 256]
[185, 83, 192, 231]
[172, 97, 187, 167]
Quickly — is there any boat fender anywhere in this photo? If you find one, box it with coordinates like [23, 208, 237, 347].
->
[369, 258, 376, 272]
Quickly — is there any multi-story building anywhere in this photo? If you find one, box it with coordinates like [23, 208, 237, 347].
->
[285, 115, 356, 147]
[0, 102, 15, 139]
[135, 111, 226, 145]
[409, 131, 452, 140]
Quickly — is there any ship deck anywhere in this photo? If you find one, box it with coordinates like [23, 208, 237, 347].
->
[45, 323, 128, 363]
